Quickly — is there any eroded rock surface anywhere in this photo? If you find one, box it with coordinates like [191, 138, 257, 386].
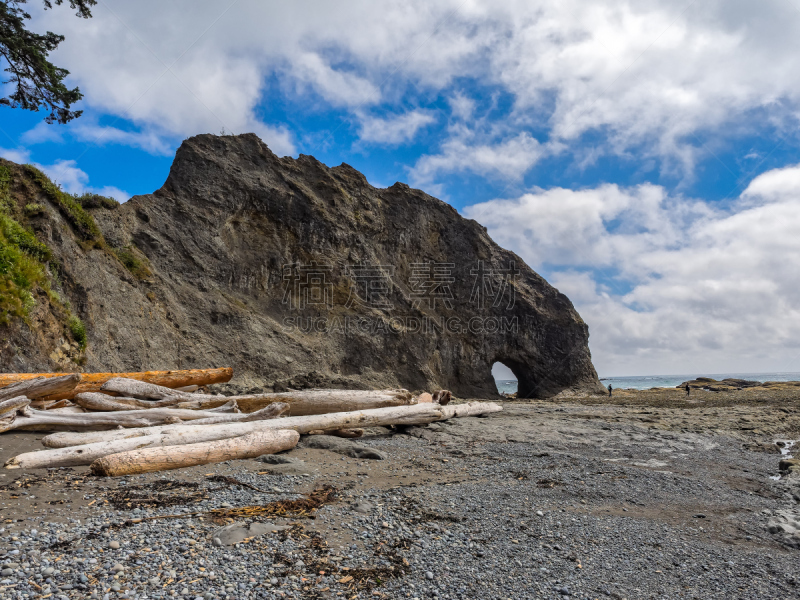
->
[0, 134, 603, 398]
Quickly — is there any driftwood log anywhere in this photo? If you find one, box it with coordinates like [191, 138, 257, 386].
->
[40, 402, 502, 450]
[0, 402, 288, 433]
[0, 396, 31, 417]
[89, 430, 300, 476]
[0, 374, 81, 402]
[73, 393, 243, 412]
[0, 368, 233, 401]
[12, 402, 500, 469]
[100, 378, 416, 416]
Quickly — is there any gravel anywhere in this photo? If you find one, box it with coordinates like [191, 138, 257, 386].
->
[0, 400, 798, 599]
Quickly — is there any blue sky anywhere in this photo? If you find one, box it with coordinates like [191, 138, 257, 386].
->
[4, 0, 800, 378]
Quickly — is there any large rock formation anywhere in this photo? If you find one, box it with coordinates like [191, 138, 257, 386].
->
[0, 134, 604, 398]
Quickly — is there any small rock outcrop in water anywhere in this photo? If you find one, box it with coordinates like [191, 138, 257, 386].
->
[0, 134, 604, 398]
[678, 377, 800, 392]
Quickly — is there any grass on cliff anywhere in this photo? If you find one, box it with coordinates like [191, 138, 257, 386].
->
[23, 164, 107, 246]
[68, 315, 87, 348]
[74, 193, 120, 210]
[0, 164, 87, 349]
[24, 166, 150, 281]
[112, 245, 152, 279]
[0, 165, 51, 323]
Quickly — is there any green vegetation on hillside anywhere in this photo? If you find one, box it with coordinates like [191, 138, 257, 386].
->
[0, 164, 51, 323]
[68, 314, 87, 348]
[112, 245, 152, 280]
[0, 163, 87, 350]
[24, 164, 106, 245]
[75, 192, 120, 210]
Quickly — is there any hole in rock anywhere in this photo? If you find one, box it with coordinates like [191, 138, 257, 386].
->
[492, 361, 518, 397]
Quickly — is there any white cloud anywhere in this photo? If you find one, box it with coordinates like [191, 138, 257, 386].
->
[94, 186, 131, 202]
[21, 122, 65, 145]
[465, 162, 800, 375]
[37, 159, 89, 195]
[412, 132, 546, 184]
[0, 147, 32, 164]
[23, 1, 800, 168]
[289, 52, 379, 108]
[358, 110, 435, 145]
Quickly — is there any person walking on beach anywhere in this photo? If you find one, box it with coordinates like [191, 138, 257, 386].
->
[686, 384, 690, 397]
[608, 384, 613, 397]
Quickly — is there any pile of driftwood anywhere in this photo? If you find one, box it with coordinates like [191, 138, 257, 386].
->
[0, 369, 501, 476]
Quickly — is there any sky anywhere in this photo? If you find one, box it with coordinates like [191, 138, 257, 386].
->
[3, 0, 800, 378]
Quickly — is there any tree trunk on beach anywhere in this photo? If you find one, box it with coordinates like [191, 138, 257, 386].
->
[0, 402, 288, 433]
[8, 402, 501, 470]
[89, 430, 300, 476]
[40, 401, 502, 448]
[0, 368, 233, 401]
[0, 374, 81, 402]
[98, 379, 417, 415]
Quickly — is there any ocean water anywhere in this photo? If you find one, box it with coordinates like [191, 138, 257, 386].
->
[495, 372, 800, 394]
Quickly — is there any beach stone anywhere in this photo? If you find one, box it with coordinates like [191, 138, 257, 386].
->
[301, 435, 387, 460]
[256, 455, 312, 475]
[109, 541, 120, 549]
[258, 454, 304, 465]
[353, 501, 374, 514]
[211, 522, 290, 546]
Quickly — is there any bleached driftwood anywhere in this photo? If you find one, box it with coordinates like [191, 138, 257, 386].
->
[0, 396, 31, 417]
[0, 374, 81, 402]
[90, 430, 300, 476]
[72, 392, 240, 412]
[0, 402, 288, 433]
[101, 378, 417, 416]
[0, 368, 232, 401]
[6, 404, 285, 469]
[101, 378, 198, 399]
[41, 402, 502, 449]
[73, 392, 231, 411]
[11, 402, 501, 469]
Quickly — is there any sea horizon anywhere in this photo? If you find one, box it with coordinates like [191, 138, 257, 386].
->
[494, 371, 800, 394]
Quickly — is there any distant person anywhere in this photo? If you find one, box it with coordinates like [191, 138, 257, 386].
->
[686, 384, 690, 397]
[608, 384, 613, 397]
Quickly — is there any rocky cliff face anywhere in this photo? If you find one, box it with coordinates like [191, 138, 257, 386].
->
[0, 134, 604, 398]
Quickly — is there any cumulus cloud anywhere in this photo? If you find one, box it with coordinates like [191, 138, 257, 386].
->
[22, 0, 800, 167]
[411, 132, 547, 184]
[358, 110, 435, 145]
[464, 163, 800, 375]
[0, 147, 32, 164]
